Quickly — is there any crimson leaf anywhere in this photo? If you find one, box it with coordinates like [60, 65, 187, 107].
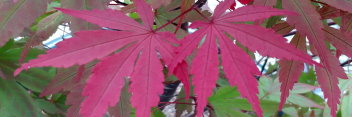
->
[15, 0, 178, 116]
[170, 0, 319, 116]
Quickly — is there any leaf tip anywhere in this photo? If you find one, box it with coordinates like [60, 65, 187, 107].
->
[14, 64, 31, 76]
[14, 68, 24, 76]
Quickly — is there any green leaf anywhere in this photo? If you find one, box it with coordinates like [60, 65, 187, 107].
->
[47, 0, 61, 11]
[209, 86, 246, 117]
[298, 68, 316, 85]
[35, 99, 64, 114]
[0, 46, 54, 92]
[16, 68, 55, 92]
[209, 86, 286, 116]
[151, 108, 166, 117]
[341, 91, 352, 117]
[282, 107, 298, 117]
[291, 83, 318, 94]
[0, 39, 15, 54]
[339, 78, 352, 92]
[323, 105, 331, 117]
[0, 79, 43, 117]
[287, 94, 324, 109]
[209, 86, 241, 100]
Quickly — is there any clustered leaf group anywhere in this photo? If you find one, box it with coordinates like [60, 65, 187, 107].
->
[5, 0, 352, 117]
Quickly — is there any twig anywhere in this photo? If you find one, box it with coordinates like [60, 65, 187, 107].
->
[341, 59, 352, 66]
[112, 0, 128, 6]
[155, 7, 195, 31]
[260, 57, 269, 74]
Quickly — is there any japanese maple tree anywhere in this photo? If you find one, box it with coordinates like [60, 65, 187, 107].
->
[0, 0, 351, 117]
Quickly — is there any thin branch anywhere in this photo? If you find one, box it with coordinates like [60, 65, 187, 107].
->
[341, 59, 352, 66]
[260, 57, 269, 73]
[256, 56, 265, 65]
[155, 7, 195, 31]
[112, 0, 128, 6]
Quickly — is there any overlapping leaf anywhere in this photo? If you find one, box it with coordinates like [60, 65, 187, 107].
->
[0, 0, 48, 46]
[283, 0, 348, 116]
[61, 0, 108, 32]
[108, 79, 132, 117]
[41, 64, 91, 117]
[171, 0, 318, 116]
[321, 0, 352, 13]
[278, 33, 306, 110]
[323, 26, 352, 58]
[16, 0, 178, 116]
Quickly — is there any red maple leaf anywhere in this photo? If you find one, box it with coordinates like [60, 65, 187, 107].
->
[13, 0, 324, 116]
[283, 0, 348, 116]
[169, 0, 319, 117]
[15, 0, 179, 116]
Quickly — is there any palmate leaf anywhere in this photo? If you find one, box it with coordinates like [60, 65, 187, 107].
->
[282, 0, 348, 116]
[0, 0, 48, 46]
[16, 0, 178, 116]
[170, 0, 319, 116]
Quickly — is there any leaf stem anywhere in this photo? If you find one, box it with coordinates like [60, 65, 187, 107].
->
[155, 7, 195, 32]
[260, 57, 269, 73]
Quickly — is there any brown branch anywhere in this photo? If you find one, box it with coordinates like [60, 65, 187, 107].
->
[112, 0, 128, 6]
[155, 7, 195, 31]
